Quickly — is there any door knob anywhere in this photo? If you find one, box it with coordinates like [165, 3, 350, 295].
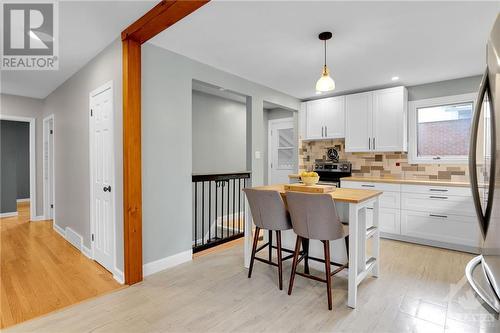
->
[103, 185, 111, 192]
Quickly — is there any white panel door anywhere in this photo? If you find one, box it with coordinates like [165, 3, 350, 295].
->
[305, 99, 325, 140]
[345, 92, 372, 152]
[269, 118, 296, 185]
[90, 84, 114, 273]
[372, 87, 406, 152]
[323, 96, 345, 138]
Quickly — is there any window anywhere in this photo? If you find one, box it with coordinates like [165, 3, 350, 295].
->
[409, 94, 476, 164]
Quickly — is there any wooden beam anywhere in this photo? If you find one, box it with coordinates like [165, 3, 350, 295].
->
[122, 38, 142, 284]
[122, 0, 210, 284]
[122, 0, 209, 44]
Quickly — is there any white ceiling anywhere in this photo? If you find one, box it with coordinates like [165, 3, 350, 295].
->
[1, 1, 155, 99]
[150, 1, 499, 99]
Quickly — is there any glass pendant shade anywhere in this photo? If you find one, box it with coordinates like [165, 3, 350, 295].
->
[316, 65, 335, 92]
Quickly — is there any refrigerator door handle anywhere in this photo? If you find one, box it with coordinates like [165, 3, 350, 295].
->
[469, 68, 496, 238]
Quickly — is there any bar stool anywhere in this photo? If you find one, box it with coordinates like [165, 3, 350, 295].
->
[243, 188, 293, 290]
[285, 191, 349, 310]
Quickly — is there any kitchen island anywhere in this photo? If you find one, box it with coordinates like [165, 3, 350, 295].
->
[244, 184, 383, 308]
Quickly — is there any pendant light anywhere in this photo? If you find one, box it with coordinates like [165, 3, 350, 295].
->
[315, 31, 335, 92]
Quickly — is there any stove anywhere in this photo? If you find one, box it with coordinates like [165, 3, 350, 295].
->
[313, 161, 352, 187]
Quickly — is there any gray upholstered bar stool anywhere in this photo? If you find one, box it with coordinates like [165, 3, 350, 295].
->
[243, 188, 293, 290]
[285, 191, 349, 310]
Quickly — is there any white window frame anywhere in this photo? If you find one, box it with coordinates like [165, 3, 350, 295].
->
[408, 93, 477, 164]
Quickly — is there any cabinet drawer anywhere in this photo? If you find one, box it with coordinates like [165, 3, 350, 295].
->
[341, 181, 401, 192]
[401, 192, 475, 217]
[401, 210, 480, 247]
[401, 184, 471, 197]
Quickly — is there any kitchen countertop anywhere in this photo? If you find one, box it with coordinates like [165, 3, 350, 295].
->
[252, 184, 382, 204]
[341, 176, 471, 188]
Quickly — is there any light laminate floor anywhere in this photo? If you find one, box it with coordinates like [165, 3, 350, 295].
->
[5, 235, 499, 332]
[1, 202, 122, 328]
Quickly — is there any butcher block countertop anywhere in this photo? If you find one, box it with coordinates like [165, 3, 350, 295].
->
[341, 176, 471, 188]
[252, 184, 382, 204]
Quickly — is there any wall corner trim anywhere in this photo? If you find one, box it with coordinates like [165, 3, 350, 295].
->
[143, 250, 193, 277]
[113, 269, 125, 284]
[30, 215, 46, 221]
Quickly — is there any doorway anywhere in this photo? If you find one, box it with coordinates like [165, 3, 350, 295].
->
[0, 115, 36, 220]
[43, 115, 55, 220]
[268, 118, 296, 185]
[89, 81, 116, 273]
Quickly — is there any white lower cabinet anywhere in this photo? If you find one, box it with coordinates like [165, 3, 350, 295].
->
[341, 180, 480, 252]
[379, 208, 401, 234]
[400, 210, 479, 247]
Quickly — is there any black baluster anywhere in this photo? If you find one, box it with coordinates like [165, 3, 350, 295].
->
[194, 182, 197, 248]
[202, 181, 205, 246]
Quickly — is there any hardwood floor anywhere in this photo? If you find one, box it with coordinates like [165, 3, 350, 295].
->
[1, 202, 123, 329]
[4, 233, 499, 332]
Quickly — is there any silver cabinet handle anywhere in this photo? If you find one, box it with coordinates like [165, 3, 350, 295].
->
[368, 137, 371, 150]
[361, 184, 375, 188]
[325, 126, 328, 137]
[321, 126, 324, 137]
[373, 137, 375, 150]
[429, 188, 448, 192]
[429, 214, 448, 219]
[429, 196, 448, 199]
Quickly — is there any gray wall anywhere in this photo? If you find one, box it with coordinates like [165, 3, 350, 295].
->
[192, 90, 247, 174]
[1, 121, 17, 213]
[1, 120, 30, 212]
[407, 75, 482, 101]
[142, 42, 300, 264]
[0, 94, 44, 215]
[42, 39, 124, 272]
[263, 108, 295, 185]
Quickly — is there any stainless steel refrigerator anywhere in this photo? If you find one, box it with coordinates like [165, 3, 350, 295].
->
[467, 13, 500, 313]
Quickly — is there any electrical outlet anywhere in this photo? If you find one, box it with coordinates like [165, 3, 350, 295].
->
[255, 151, 261, 159]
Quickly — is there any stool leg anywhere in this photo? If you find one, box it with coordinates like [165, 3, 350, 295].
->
[268, 230, 273, 261]
[323, 240, 333, 310]
[301, 238, 310, 274]
[288, 235, 302, 295]
[248, 227, 260, 278]
[276, 230, 283, 290]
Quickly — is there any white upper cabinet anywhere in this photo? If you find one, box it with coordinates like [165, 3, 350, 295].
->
[372, 87, 408, 152]
[345, 92, 372, 152]
[304, 96, 345, 140]
[323, 97, 345, 138]
[305, 99, 325, 140]
[345, 86, 407, 152]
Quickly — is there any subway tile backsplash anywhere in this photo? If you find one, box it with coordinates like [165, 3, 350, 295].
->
[298, 139, 469, 182]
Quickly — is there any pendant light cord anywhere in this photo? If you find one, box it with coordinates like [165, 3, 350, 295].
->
[324, 40, 327, 67]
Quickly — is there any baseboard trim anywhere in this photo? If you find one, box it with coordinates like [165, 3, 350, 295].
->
[30, 215, 46, 221]
[82, 245, 92, 259]
[16, 198, 30, 203]
[143, 250, 193, 277]
[0, 211, 18, 218]
[53, 223, 65, 238]
[113, 268, 125, 284]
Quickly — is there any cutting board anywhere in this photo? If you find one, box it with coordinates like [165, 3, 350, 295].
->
[284, 184, 335, 193]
